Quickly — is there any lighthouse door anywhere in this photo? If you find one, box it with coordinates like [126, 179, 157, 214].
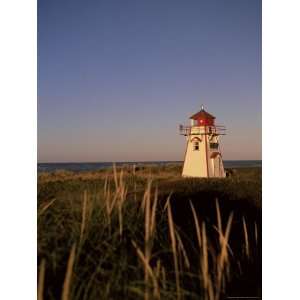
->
[214, 155, 220, 177]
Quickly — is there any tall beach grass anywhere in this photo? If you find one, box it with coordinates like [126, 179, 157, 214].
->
[38, 165, 261, 300]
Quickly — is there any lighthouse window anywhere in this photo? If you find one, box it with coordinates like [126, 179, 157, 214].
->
[193, 142, 199, 151]
[210, 143, 219, 149]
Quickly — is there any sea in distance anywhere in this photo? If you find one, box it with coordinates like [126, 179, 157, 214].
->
[38, 160, 262, 173]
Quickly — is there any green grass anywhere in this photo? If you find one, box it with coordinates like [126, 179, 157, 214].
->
[38, 164, 261, 300]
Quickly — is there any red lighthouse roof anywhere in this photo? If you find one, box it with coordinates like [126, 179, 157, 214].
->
[190, 106, 215, 120]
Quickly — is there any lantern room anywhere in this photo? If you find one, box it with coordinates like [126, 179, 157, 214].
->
[190, 106, 215, 126]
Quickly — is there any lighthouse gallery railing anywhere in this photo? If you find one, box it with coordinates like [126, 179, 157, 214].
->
[179, 125, 226, 136]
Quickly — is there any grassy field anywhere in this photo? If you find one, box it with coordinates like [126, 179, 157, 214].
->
[37, 164, 261, 300]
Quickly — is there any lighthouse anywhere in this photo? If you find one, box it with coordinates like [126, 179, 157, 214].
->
[179, 106, 226, 178]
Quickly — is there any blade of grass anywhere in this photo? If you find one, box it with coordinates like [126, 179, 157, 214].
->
[38, 198, 56, 216]
[80, 191, 88, 244]
[176, 231, 190, 269]
[254, 221, 258, 245]
[216, 212, 234, 300]
[201, 222, 208, 290]
[215, 199, 223, 246]
[190, 201, 201, 249]
[132, 241, 160, 300]
[242, 216, 250, 258]
[61, 244, 76, 300]
[167, 199, 181, 300]
[38, 259, 46, 300]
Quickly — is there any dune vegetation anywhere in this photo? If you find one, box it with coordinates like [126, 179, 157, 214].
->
[38, 164, 261, 300]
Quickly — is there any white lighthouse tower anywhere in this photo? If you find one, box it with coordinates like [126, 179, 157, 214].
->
[179, 106, 226, 178]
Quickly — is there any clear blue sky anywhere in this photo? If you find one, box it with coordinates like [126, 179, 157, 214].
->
[38, 0, 261, 162]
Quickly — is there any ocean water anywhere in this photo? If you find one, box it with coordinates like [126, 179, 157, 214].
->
[38, 160, 261, 173]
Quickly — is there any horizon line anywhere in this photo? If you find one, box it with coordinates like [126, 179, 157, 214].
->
[38, 159, 262, 164]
